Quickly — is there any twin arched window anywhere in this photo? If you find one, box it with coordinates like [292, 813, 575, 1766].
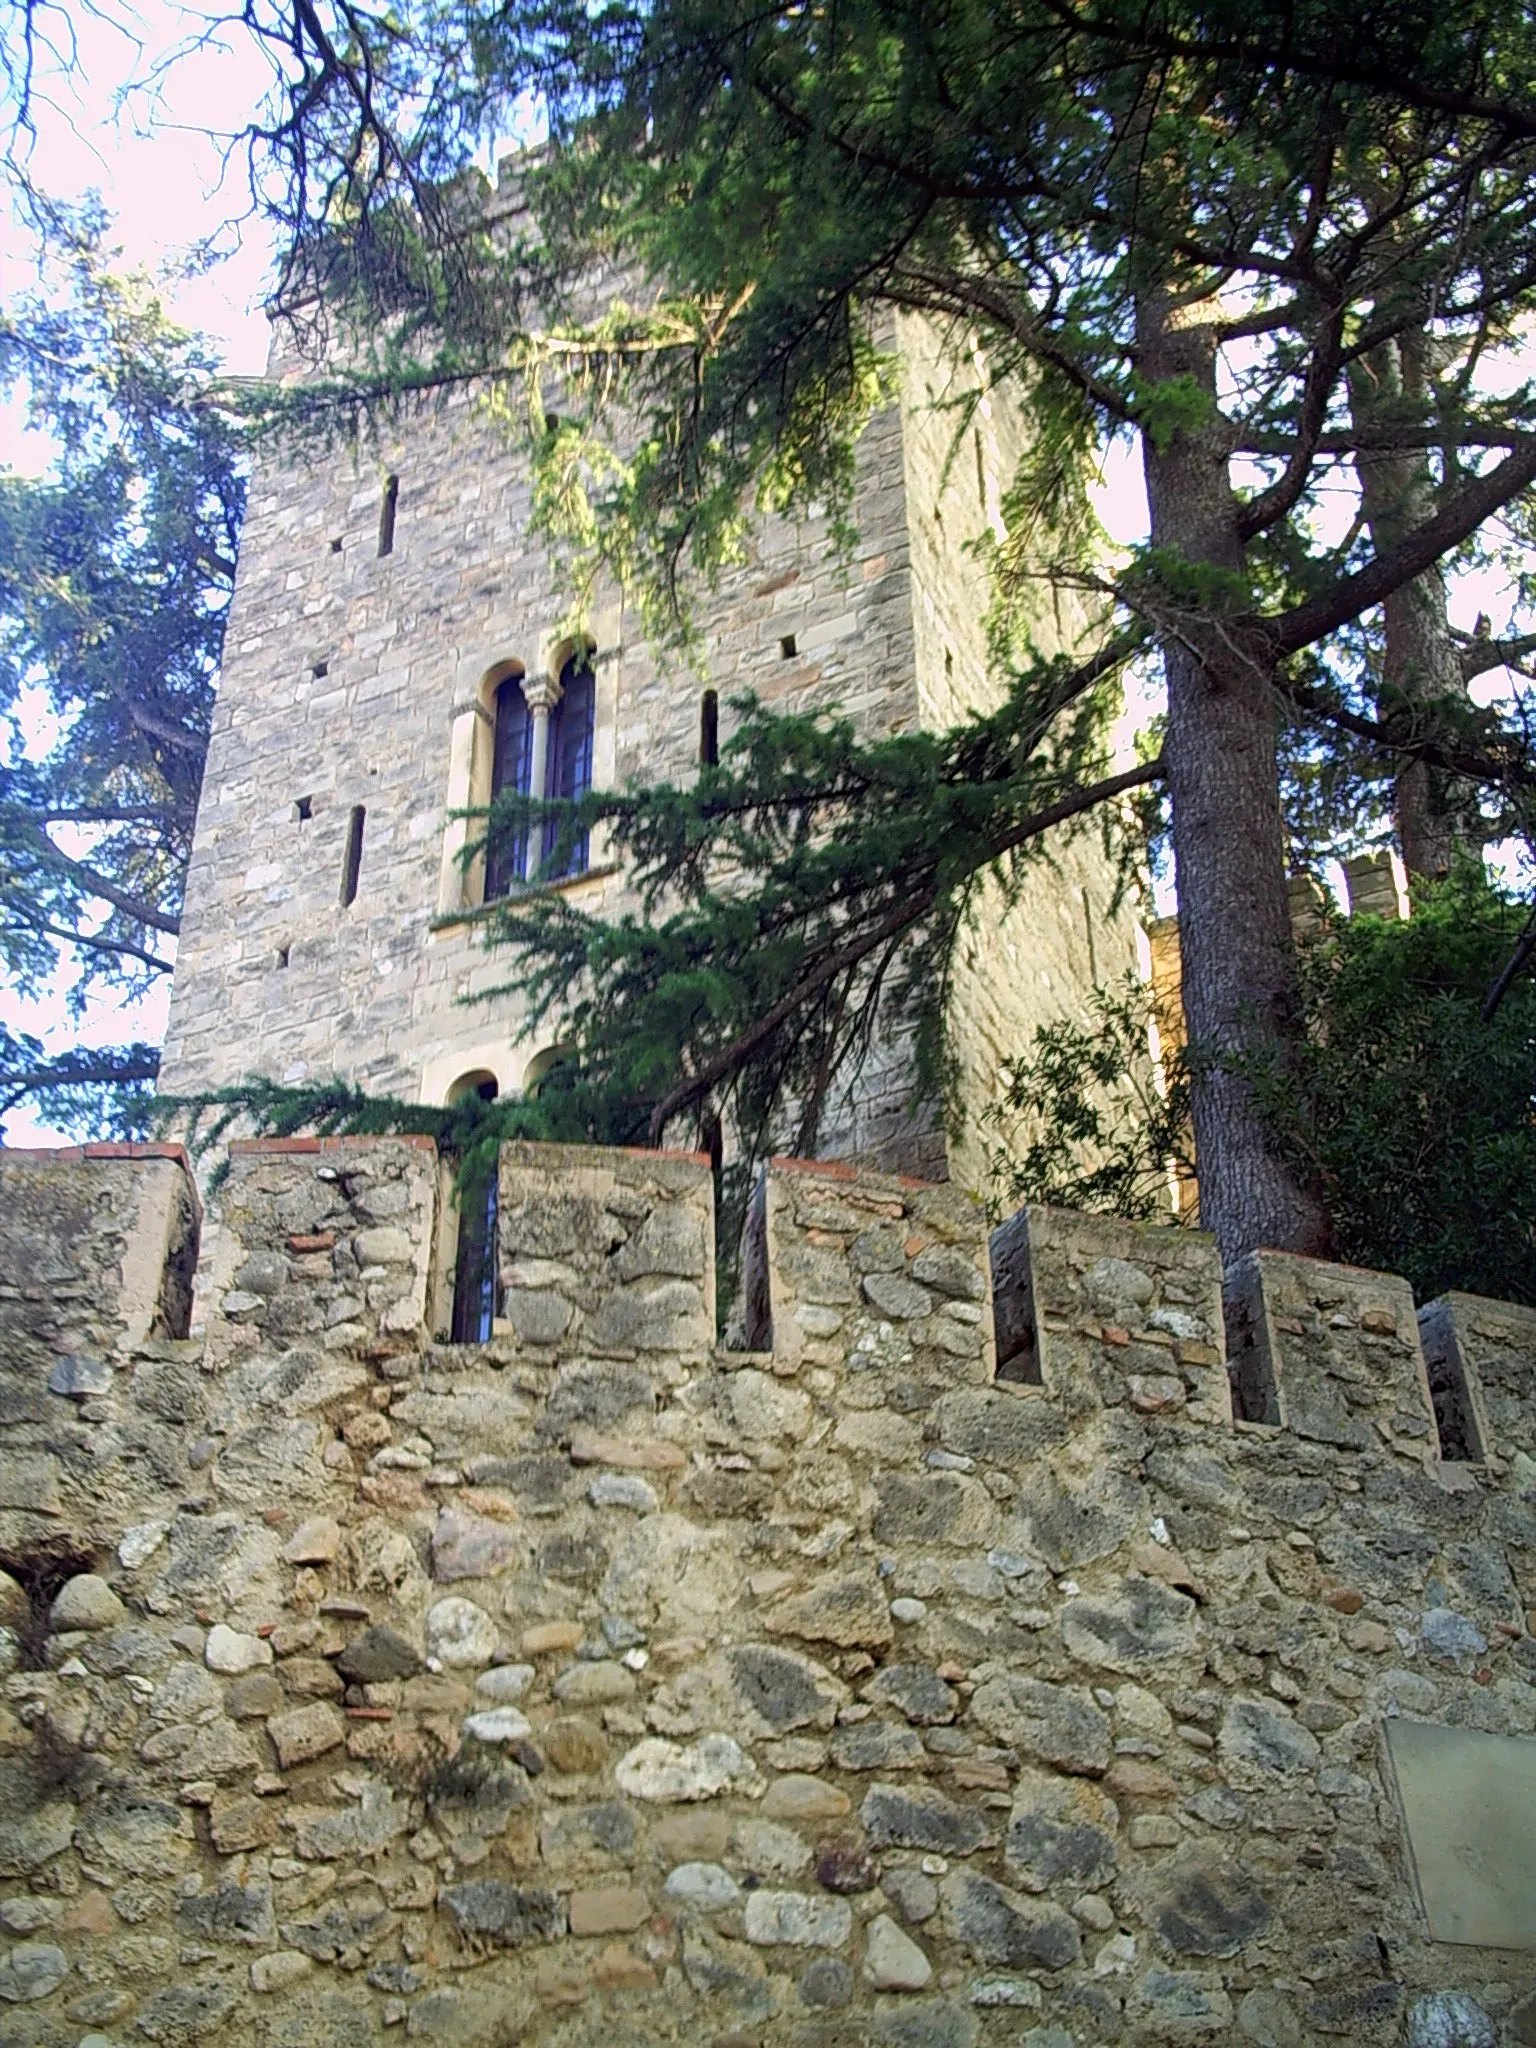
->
[485, 649, 595, 899]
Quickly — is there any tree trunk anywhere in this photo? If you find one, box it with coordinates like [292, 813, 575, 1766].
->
[1137, 289, 1332, 1266]
[1348, 335, 1470, 883]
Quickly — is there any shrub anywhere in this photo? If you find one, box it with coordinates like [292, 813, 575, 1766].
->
[991, 868, 1536, 1304]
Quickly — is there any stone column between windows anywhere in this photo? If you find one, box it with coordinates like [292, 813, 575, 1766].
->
[519, 669, 565, 881]
[438, 699, 491, 914]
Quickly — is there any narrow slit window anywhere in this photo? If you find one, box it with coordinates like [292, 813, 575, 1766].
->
[274, 944, 291, 970]
[330, 536, 343, 554]
[974, 429, 987, 507]
[294, 795, 313, 822]
[700, 690, 719, 766]
[377, 475, 399, 557]
[340, 805, 366, 906]
[779, 633, 797, 660]
[312, 660, 329, 680]
[735, 1171, 772, 1352]
[1223, 1277, 1281, 1424]
[451, 1172, 498, 1342]
[1418, 1304, 1486, 1462]
[988, 1216, 1044, 1385]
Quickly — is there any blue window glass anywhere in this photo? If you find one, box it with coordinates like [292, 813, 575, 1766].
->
[485, 675, 533, 900]
[543, 653, 595, 878]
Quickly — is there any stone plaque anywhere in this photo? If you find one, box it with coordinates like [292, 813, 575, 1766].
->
[1383, 1717, 1536, 1949]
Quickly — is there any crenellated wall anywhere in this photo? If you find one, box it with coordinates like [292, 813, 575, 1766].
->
[0, 1138, 1532, 2048]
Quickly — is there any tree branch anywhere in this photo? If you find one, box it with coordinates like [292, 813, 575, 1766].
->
[1237, 303, 1346, 541]
[0, 1050, 161, 1098]
[15, 827, 181, 936]
[886, 264, 1138, 425]
[1482, 899, 1536, 1022]
[1033, 0, 1536, 143]
[4, 907, 175, 974]
[645, 755, 1164, 1139]
[1272, 437, 1536, 658]
[1459, 627, 1536, 682]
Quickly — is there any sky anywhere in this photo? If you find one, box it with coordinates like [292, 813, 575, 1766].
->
[0, 0, 275, 373]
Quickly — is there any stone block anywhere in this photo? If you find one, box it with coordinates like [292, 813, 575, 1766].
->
[1384, 1717, 1536, 1949]
[764, 1571, 895, 1651]
[743, 1889, 852, 1949]
[439, 1880, 564, 1946]
[1227, 1249, 1433, 1451]
[568, 1885, 650, 1936]
[266, 1703, 347, 1768]
[940, 1869, 1080, 1971]
[1004, 1770, 1118, 1893]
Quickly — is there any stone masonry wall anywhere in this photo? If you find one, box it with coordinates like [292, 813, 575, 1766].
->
[0, 1145, 199, 1544]
[895, 312, 1145, 1196]
[0, 1138, 1532, 2048]
[160, 282, 1136, 1197]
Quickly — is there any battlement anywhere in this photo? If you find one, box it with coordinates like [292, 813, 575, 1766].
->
[0, 1138, 1531, 2045]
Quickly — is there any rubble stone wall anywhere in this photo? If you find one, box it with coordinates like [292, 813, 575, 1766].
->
[158, 281, 1138, 1195]
[0, 1137, 1533, 2048]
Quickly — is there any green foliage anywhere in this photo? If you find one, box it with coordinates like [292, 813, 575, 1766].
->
[1262, 870, 1536, 1304]
[985, 977, 1192, 1225]
[992, 871, 1536, 1304]
[0, 205, 245, 1134]
[460, 675, 1143, 1171]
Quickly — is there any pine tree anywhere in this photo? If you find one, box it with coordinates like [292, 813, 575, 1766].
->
[179, 2, 1536, 1262]
[0, 207, 245, 1133]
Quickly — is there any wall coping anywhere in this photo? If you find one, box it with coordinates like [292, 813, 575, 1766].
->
[227, 1136, 715, 1166]
[0, 1140, 191, 1167]
[768, 1152, 938, 1192]
[228, 1135, 440, 1155]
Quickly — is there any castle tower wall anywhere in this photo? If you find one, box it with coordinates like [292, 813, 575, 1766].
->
[158, 331, 931, 1164]
[0, 1138, 1531, 2044]
[161, 300, 1141, 1196]
[895, 312, 1146, 1195]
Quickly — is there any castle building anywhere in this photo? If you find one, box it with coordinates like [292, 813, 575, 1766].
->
[160, 238, 1141, 1195]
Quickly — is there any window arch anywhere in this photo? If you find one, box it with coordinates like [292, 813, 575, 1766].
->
[523, 1043, 574, 1095]
[481, 646, 596, 900]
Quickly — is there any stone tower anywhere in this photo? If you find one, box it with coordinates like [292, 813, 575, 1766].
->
[160, 235, 1141, 1191]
